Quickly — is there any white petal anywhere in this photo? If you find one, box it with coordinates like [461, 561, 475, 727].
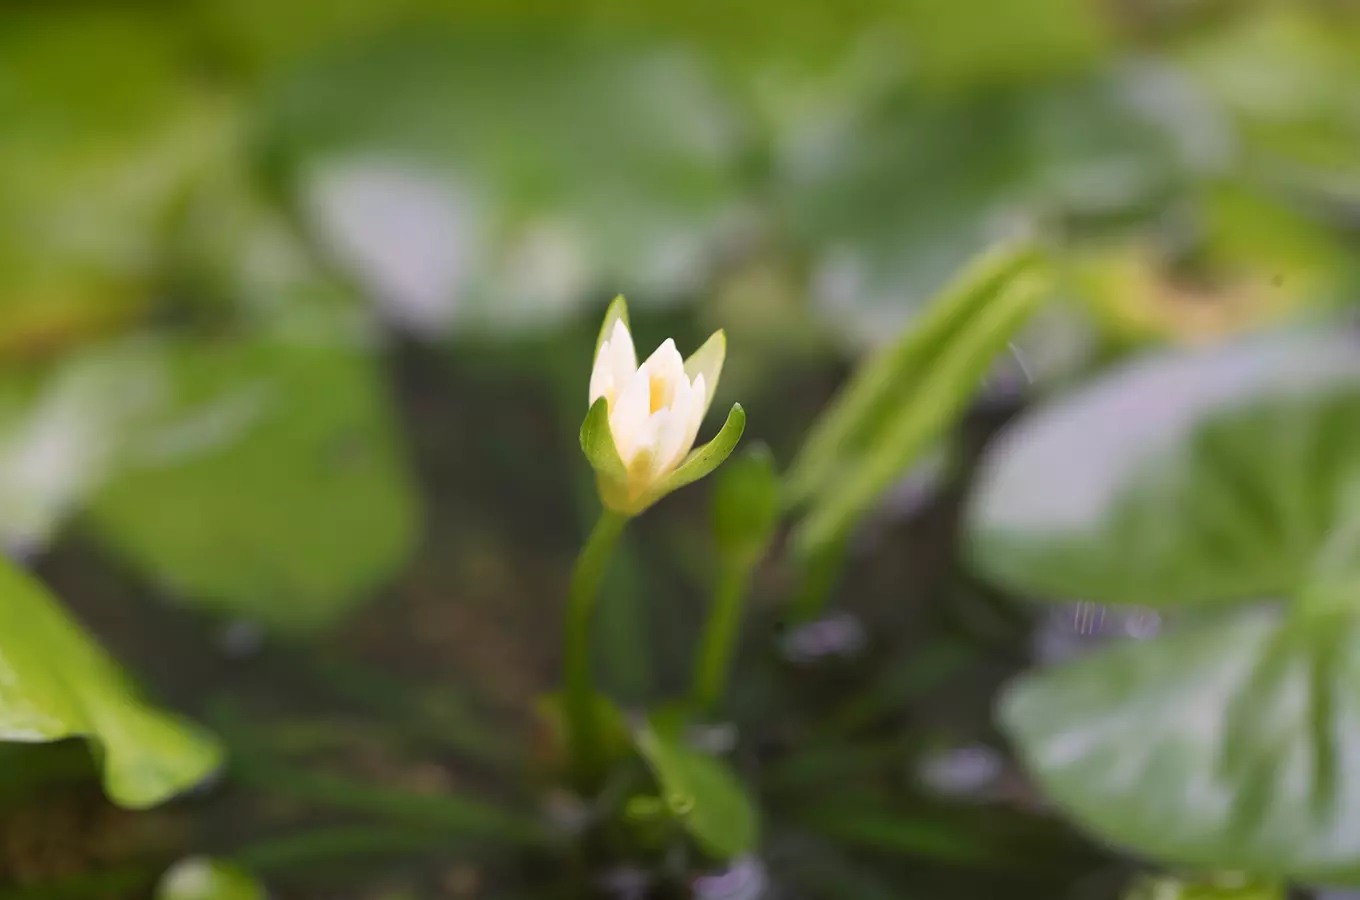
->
[609, 366, 652, 463]
[606, 319, 637, 390]
[646, 338, 686, 381]
[589, 337, 614, 406]
[653, 375, 695, 475]
[640, 338, 686, 411]
[678, 372, 706, 464]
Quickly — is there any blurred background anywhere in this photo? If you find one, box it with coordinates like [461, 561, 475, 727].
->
[2, 0, 1359, 897]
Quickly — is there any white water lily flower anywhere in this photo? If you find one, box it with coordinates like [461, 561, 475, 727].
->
[581, 297, 745, 515]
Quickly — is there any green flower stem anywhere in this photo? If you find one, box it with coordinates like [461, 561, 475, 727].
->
[564, 508, 629, 789]
[788, 532, 850, 623]
[691, 559, 752, 715]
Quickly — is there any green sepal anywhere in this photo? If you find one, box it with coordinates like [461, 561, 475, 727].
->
[684, 329, 726, 422]
[595, 295, 630, 361]
[637, 403, 746, 512]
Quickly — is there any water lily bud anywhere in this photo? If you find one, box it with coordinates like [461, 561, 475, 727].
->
[581, 297, 745, 516]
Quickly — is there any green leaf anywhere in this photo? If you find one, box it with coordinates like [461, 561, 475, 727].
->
[0, 10, 233, 354]
[639, 403, 746, 511]
[897, 0, 1104, 89]
[1124, 873, 1285, 900]
[967, 328, 1360, 608]
[683, 329, 726, 423]
[792, 254, 1047, 555]
[158, 857, 265, 900]
[85, 338, 420, 632]
[1002, 605, 1360, 882]
[711, 442, 780, 567]
[635, 720, 759, 861]
[266, 34, 743, 332]
[0, 558, 222, 809]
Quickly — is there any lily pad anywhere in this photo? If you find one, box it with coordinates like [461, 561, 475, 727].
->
[0, 341, 170, 552]
[0, 558, 222, 809]
[263, 32, 743, 333]
[1002, 605, 1360, 882]
[967, 329, 1360, 607]
[85, 338, 419, 631]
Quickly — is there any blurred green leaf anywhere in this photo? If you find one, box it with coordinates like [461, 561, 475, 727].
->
[1071, 181, 1351, 346]
[967, 329, 1360, 607]
[781, 63, 1212, 349]
[158, 858, 265, 900]
[789, 243, 1047, 556]
[783, 101, 1028, 347]
[1180, 6, 1360, 193]
[0, 342, 170, 551]
[0, 9, 234, 352]
[897, 0, 1105, 90]
[1124, 873, 1284, 900]
[0, 558, 223, 809]
[636, 719, 759, 860]
[1003, 605, 1360, 882]
[85, 338, 419, 631]
[711, 442, 781, 567]
[264, 32, 743, 332]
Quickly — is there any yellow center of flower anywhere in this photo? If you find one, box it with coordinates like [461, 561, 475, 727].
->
[649, 375, 669, 414]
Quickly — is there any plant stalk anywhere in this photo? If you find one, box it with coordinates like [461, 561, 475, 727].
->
[691, 560, 751, 714]
[564, 508, 628, 789]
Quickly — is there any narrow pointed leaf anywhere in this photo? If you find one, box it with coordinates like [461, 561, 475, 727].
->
[684, 330, 726, 422]
[0, 559, 223, 809]
[644, 403, 746, 507]
[794, 270, 1045, 555]
[786, 240, 1042, 507]
[595, 295, 630, 361]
